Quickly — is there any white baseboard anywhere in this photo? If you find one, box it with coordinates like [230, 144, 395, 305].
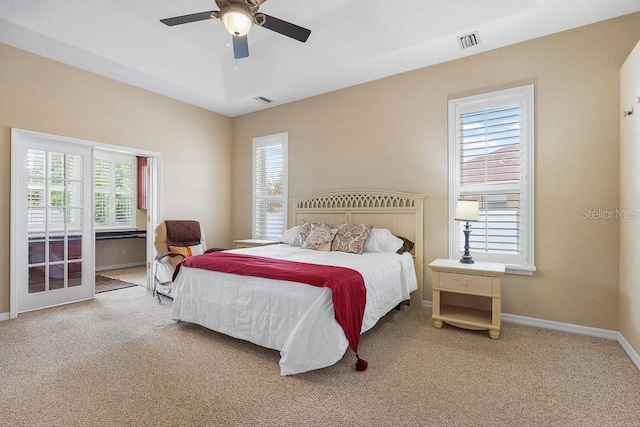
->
[95, 261, 145, 272]
[421, 300, 640, 371]
[0, 312, 9, 321]
[614, 332, 640, 371]
[501, 312, 619, 340]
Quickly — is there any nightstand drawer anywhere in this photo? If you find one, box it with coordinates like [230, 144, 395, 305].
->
[439, 272, 492, 294]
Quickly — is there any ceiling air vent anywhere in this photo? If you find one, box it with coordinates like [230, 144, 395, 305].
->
[457, 31, 480, 50]
[254, 96, 273, 104]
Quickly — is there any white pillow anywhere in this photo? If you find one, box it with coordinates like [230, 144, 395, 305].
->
[280, 226, 301, 245]
[364, 228, 404, 253]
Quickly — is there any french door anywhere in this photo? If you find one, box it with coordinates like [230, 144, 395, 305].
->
[12, 130, 94, 314]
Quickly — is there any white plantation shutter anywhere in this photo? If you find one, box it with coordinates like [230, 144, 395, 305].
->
[114, 158, 135, 224]
[253, 133, 288, 240]
[461, 192, 520, 254]
[27, 149, 83, 233]
[27, 149, 46, 230]
[459, 105, 520, 255]
[94, 151, 136, 230]
[449, 85, 535, 273]
[94, 156, 111, 225]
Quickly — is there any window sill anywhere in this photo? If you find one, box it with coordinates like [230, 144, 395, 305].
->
[506, 264, 537, 276]
[96, 230, 146, 240]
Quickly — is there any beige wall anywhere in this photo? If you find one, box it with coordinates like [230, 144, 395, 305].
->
[0, 43, 233, 314]
[620, 40, 640, 355]
[232, 13, 640, 330]
[95, 239, 146, 270]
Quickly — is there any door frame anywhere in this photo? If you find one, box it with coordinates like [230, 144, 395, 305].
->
[10, 128, 161, 319]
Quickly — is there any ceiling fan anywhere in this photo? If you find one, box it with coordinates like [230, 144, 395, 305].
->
[160, 0, 311, 60]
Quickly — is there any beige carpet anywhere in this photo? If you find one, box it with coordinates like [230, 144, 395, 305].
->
[1, 286, 639, 427]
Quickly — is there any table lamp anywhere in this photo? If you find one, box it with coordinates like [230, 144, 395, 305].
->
[455, 199, 479, 264]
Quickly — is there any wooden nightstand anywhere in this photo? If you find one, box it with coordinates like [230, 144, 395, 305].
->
[233, 239, 280, 249]
[429, 259, 505, 339]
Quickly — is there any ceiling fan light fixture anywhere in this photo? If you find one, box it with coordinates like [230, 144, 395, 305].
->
[254, 13, 266, 27]
[221, 6, 253, 36]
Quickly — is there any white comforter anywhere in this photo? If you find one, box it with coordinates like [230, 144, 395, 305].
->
[170, 244, 417, 375]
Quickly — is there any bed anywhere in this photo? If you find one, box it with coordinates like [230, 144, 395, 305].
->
[170, 189, 425, 375]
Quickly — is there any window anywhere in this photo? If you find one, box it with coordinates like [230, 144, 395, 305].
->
[94, 151, 137, 230]
[448, 85, 535, 275]
[252, 133, 288, 240]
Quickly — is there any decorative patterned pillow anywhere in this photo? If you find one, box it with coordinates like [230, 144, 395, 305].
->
[301, 224, 337, 251]
[169, 244, 204, 258]
[331, 223, 374, 254]
[292, 219, 334, 247]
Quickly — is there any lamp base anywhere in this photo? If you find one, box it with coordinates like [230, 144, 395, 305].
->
[459, 255, 475, 264]
[460, 222, 474, 264]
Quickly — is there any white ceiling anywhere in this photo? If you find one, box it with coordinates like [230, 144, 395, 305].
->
[1, 0, 639, 118]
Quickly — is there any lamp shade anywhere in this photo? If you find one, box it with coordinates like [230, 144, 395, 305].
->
[221, 6, 253, 36]
[455, 200, 479, 222]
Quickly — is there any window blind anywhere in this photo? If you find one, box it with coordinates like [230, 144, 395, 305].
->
[27, 149, 46, 228]
[460, 193, 520, 254]
[94, 152, 136, 230]
[460, 106, 520, 186]
[94, 157, 112, 225]
[254, 143, 284, 240]
[458, 105, 521, 255]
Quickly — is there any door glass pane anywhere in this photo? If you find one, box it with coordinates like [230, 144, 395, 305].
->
[28, 239, 45, 264]
[49, 237, 64, 263]
[49, 264, 65, 290]
[68, 236, 82, 260]
[28, 179, 45, 207]
[68, 262, 82, 287]
[27, 150, 45, 177]
[50, 188, 65, 208]
[66, 153, 82, 180]
[69, 208, 83, 234]
[28, 266, 46, 293]
[49, 152, 65, 186]
[49, 207, 65, 232]
[67, 208, 84, 235]
[66, 181, 82, 207]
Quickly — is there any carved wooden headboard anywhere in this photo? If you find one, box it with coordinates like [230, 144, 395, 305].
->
[290, 189, 426, 306]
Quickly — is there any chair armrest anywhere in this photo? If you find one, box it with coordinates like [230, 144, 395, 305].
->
[204, 248, 227, 254]
[155, 252, 186, 263]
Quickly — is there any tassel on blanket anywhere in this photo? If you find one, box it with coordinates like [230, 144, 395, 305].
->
[355, 354, 368, 371]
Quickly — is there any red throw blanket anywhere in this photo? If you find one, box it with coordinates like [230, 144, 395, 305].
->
[175, 252, 366, 357]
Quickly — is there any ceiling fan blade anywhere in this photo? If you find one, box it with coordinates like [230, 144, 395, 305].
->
[259, 14, 311, 43]
[160, 11, 216, 26]
[233, 35, 249, 59]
